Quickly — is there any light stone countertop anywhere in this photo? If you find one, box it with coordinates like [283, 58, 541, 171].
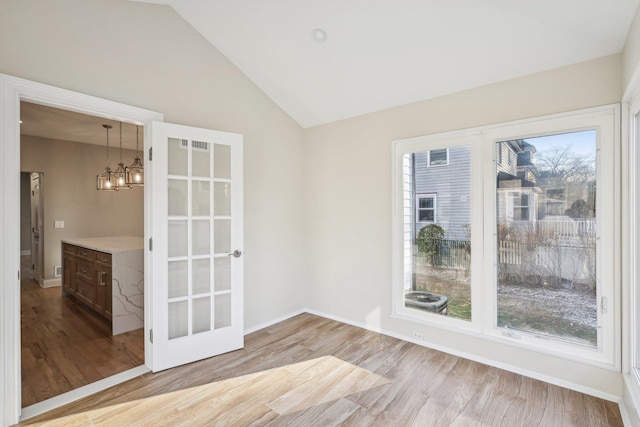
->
[62, 236, 144, 254]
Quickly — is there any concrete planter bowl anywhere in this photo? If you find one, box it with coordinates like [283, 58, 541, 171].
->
[404, 291, 448, 315]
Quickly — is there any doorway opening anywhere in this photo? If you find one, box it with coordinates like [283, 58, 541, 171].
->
[19, 102, 145, 408]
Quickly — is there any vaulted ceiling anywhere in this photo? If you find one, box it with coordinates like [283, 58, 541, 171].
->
[134, 0, 640, 128]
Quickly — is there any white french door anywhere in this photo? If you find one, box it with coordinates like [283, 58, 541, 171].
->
[150, 121, 244, 371]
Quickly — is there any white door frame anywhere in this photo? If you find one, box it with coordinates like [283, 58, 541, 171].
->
[0, 74, 163, 426]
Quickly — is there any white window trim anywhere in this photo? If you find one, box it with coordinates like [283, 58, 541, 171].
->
[416, 194, 436, 223]
[391, 104, 620, 370]
[627, 95, 640, 382]
[427, 148, 449, 167]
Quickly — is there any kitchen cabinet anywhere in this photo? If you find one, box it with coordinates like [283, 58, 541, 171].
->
[61, 237, 143, 335]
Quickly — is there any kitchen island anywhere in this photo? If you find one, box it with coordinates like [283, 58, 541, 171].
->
[61, 236, 144, 335]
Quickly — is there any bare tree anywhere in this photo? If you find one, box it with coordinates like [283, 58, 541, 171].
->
[536, 146, 595, 183]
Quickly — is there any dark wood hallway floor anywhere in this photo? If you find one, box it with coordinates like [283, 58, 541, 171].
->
[20, 257, 144, 407]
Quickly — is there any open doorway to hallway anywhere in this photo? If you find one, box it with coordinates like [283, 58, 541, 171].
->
[19, 102, 145, 407]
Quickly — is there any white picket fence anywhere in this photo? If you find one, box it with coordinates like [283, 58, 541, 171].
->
[507, 219, 595, 240]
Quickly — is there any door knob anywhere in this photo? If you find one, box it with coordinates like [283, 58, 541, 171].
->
[228, 250, 242, 258]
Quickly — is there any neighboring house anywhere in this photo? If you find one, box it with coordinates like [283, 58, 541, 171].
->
[412, 146, 471, 241]
[496, 139, 543, 223]
[410, 140, 540, 241]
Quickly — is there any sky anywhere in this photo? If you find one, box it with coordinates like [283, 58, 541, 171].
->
[522, 130, 596, 157]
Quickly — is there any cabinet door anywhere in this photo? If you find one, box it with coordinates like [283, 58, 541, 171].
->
[94, 265, 111, 319]
[62, 254, 75, 294]
[75, 278, 95, 307]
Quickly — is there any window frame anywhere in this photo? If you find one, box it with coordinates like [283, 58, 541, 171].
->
[416, 194, 436, 223]
[391, 104, 620, 370]
[629, 97, 640, 382]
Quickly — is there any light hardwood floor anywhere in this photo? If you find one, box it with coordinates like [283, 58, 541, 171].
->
[21, 258, 144, 407]
[18, 313, 622, 426]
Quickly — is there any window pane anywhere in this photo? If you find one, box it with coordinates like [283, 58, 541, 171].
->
[419, 210, 434, 222]
[404, 146, 472, 321]
[496, 131, 597, 347]
[430, 149, 447, 165]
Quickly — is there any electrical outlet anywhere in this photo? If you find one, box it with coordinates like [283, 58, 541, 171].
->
[54, 221, 64, 229]
[411, 331, 424, 341]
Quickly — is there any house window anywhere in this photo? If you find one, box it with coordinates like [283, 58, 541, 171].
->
[428, 148, 448, 166]
[416, 195, 435, 222]
[393, 105, 618, 367]
[513, 192, 529, 221]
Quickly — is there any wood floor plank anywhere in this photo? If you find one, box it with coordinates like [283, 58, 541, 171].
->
[20, 257, 144, 408]
[18, 313, 623, 427]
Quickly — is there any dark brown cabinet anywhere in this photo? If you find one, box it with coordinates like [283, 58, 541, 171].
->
[61, 243, 112, 322]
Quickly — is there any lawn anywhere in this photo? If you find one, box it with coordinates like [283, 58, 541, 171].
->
[411, 259, 597, 347]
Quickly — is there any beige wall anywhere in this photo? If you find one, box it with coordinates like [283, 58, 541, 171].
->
[0, 0, 305, 328]
[21, 135, 144, 281]
[302, 55, 624, 396]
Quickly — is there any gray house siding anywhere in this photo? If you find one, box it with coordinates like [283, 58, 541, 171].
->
[414, 146, 471, 240]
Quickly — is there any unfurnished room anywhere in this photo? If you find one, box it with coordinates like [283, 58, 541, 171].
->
[3, 0, 640, 426]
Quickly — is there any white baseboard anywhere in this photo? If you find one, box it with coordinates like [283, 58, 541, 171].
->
[244, 309, 306, 335]
[303, 308, 621, 404]
[20, 365, 150, 422]
[20, 250, 31, 256]
[40, 278, 61, 288]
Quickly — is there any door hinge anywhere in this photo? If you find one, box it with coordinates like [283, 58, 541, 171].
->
[601, 296, 608, 314]
[149, 237, 153, 251]
[150, 328, 153, 344]
[149, 147, 152, 162]
[18, 270, 20, 280]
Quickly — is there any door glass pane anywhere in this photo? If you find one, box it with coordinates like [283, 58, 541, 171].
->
[214, 182, 231, 216]
[214, 257, 231, 292]
[193, 297, 211, 334]
[168, 138, 188, 176]
[169, 179, 188, 216]
[168, 220, 188, 257]
[193, 181, 211, 216]
[214, 219, 231, 254]
[193, 258, 211, 295]
[192, 140, 211, 177]
[496, 131, 597, 347]
[403, 146, 471, 320]
[193, 220, 210, 255]
[215, 293, 231, 329]
[214, 143, 231, 179]
[168, 260, 188, 298]
[168, 300, 188, 339]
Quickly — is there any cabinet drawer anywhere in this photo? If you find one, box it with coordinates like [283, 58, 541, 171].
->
[76, 278, 95, 306]
[95, 251, 112, 267]
[63, 243, 75, 255]
[75, 259, 95, 283]
[75, 247, 95, 262]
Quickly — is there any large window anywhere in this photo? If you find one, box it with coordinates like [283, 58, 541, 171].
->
[393, 105, 619, 368]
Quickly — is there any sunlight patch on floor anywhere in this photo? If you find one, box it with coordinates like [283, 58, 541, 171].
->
[22, 356, 390, 426]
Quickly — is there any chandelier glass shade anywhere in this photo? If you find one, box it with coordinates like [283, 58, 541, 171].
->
[125, 125, 144, 186]
[112, 122, 131, 190]
[96, 124, 116, 191]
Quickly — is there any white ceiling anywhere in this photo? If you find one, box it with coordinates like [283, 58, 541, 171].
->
[135, 0, 640, 128]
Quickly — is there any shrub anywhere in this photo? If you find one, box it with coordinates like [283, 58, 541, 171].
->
[416, 224, 444, 264]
